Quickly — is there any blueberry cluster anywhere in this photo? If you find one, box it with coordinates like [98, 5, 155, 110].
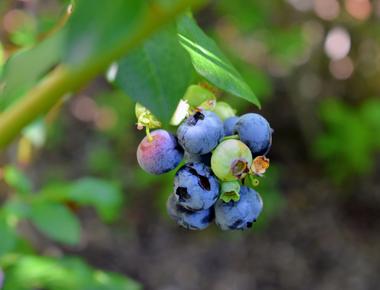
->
[136, 85, 273, 231]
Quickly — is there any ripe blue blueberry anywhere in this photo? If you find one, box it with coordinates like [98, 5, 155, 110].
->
[137, 129, 184, 175]
[184, 152, 212, 166]
[167, 194, 214, 230]
[177, 110, 223, 154]
[174, 162, 219, 211]
[223, 116, 239, 136]
[234, 113, 272, 156]
[215, 186, 263, 230]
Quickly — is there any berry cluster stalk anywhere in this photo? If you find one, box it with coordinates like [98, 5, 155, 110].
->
[0, 0, 205, 149]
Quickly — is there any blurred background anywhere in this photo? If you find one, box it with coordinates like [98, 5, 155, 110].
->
[1, 0, 380, 289]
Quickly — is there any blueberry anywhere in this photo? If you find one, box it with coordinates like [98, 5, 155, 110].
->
[215, 186, 263, 230]
[234, 113, 273, 156]
[223, 116, 239, 136]
[177, 110, 223, 154]
[174, 162, 219, 211]
[137, 129, 184, 175]
[184, 152, 212, 166]
[167, 194, 214, 230]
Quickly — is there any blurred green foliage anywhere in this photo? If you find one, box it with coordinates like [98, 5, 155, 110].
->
[0, 31, 64, 109]
[254, 165, 285, 230]
[0, 164, 128, 288]
[315, 99, 380, 183]
[2, 255, 141, 290]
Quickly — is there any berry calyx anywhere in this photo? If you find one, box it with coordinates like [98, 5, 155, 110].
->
[135, 103, 161, 130]
[251, 156, 270, 176]
[220, 181, 241, 203]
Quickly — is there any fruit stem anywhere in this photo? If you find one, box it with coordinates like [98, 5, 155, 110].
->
[146, 127, 153, 142]
[244, 174, 260, 188]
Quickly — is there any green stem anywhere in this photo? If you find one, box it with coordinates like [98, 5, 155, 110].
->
[0, 0, 205, 149]
[146, 127, 153, 142]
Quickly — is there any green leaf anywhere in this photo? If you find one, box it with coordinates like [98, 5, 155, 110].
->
[30, 202, 80, 245]
[64, 0, 146, 65]
[0, 30, 64, 110]
[39, 177, 124, 223]
[177, 15, 260, 108]
[3, 255, 76, 290]
[61, 257, 141, 290]
[92, 272, 142, 290]
[3, 166, 32, 195]
[3, 255, 141, 290]
[114, 25, 193, 124]
[0, 215, 18, 257]
[3, 199, 31, 220]
[68, 178, 123, 223]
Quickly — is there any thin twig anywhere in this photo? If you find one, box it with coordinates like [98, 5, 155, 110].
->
[0, 0, 205, 149]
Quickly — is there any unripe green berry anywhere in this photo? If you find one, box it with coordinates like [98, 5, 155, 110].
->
[212, 101, 236, 121]
[183, 85, 216, 107]
[211, 139, 252, 181]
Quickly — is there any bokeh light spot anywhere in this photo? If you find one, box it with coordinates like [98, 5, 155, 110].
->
[329, 57, 354, 79]
[345, 0, 372, 21]
[95, 107, 118, 131]
[3, 9, 33, 33]
[70, 96, 98, 122]
[324, 27, 351, 60]
[286, 0, 314, 11]
[313, 0, 341, 20]
[302, 20, 325, 47]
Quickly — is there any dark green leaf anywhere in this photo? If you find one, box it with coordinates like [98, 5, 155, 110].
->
[114, 25, 193, 123]
[30, 202, 80, 245]
[68, 178, 123, 222]
[0, 30, 64, 110]
[177, 15, 260, 108]
[64, 0, 146, 65]
[39, 177, 124, 223]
